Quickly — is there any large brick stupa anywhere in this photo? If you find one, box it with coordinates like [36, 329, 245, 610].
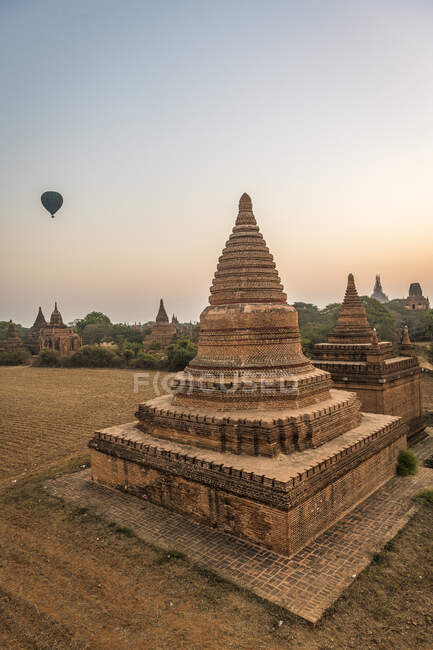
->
[89, 194, 407, 556]
[312, 274, 424, 445]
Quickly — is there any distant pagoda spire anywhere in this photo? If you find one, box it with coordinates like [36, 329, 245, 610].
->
[209, 193, 286, 306]
[49, 301, 64, 327]
[27, 307, 48, 354]
[371, 274, 389, 303]
[374, 275, 382, 293]
[32, 306, 47, 330]
[328, 273, 373, 344]
[155, 299, 169, 323]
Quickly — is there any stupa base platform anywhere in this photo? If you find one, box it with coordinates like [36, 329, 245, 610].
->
[50, 433, 433, 623]
[89, 413, 406, 556]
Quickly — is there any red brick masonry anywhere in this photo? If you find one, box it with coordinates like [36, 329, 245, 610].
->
[89, 413, 406, 556]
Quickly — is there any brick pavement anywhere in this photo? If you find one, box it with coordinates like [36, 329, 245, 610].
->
[47, 433, 433, 623]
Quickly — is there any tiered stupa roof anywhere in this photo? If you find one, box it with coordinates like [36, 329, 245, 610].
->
[49, 302, 65, 328]
[209, 193, 286, 306]
[0, 320, 25, 351]
[137, 194, 364, 454]
[156, 299, 169, 323]
[314, 274, 393, 363]
[328, 274, 372, 344]
[27, 307, 48, 354]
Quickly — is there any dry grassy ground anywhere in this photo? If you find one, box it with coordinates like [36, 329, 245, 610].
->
[0, 366, 432, 649]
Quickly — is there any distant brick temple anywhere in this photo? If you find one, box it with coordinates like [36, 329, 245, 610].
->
[143, 299, 177, 347]
[26, 307, 48, 354]
[0, 320, 26, 352]
[40, 302, 81, 356]
[405, 283, 430, 311]
[371, 275, 389, 303]
[89, 194, 406, 557]
[312, 274, 424, 445]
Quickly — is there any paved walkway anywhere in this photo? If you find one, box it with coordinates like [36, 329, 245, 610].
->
[48, 434, 433, 623]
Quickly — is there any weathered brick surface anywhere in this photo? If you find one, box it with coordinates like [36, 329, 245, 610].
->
[50, 433, 433, 623]
[89, 415, 406, 555]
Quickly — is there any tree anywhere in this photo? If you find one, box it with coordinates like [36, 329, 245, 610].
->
[424, 310, 433, 340]
[0, 321, 28, 340]
[360, 297, 396, 342]
[81, 323, 113, 344]
[166, 338, 197, 371]
[75, 312, 111, 334]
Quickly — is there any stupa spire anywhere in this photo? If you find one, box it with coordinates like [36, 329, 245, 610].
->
[209, 193, 286, 306]
[155, 299, 169, 323]
[328, 273, 373, 344]
[170, 193, 326, 411]
[32, 307, 47, 329]
[50, 301, 64, 327]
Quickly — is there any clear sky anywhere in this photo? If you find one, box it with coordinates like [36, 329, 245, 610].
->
[1, 0, 432, 326]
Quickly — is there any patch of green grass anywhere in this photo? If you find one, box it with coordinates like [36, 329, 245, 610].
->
[397, 449, 418, 477]
[107, 522, 135, 537]
[154, 549, 187, 565]
[414, 489, 433, 505]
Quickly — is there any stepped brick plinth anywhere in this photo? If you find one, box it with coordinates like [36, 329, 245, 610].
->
[26, 307, 47, 354]
[313, 274, 424, 445]
[40, 302, 81, 356]
[144, 299, 177, 347]
[90, 195, 407, 556]
[0, 320, 26, 352]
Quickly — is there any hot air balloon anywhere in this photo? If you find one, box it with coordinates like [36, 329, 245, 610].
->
[41, 191, 63, 218]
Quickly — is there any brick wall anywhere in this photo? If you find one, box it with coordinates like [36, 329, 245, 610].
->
[90, 430, 406, 556]
[333, 373, 422, 442]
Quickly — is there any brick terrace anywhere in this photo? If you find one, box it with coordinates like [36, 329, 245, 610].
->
[48, 432, 433, 623]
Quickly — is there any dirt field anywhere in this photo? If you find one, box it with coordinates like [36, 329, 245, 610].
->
[0, 366, 432, 649]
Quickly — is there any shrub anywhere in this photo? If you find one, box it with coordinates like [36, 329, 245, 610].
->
[0, 349, 30, 365]
[166, 338, 197, 371]
[130, 352, 160, 369]
[111, 354, 126, 368]
[69, 345, 116, 368]
[37, 350, 60, 367]
[414, 489, 433, 505]
[397, 449, 418, 476]
[148, 340, 162, 351]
